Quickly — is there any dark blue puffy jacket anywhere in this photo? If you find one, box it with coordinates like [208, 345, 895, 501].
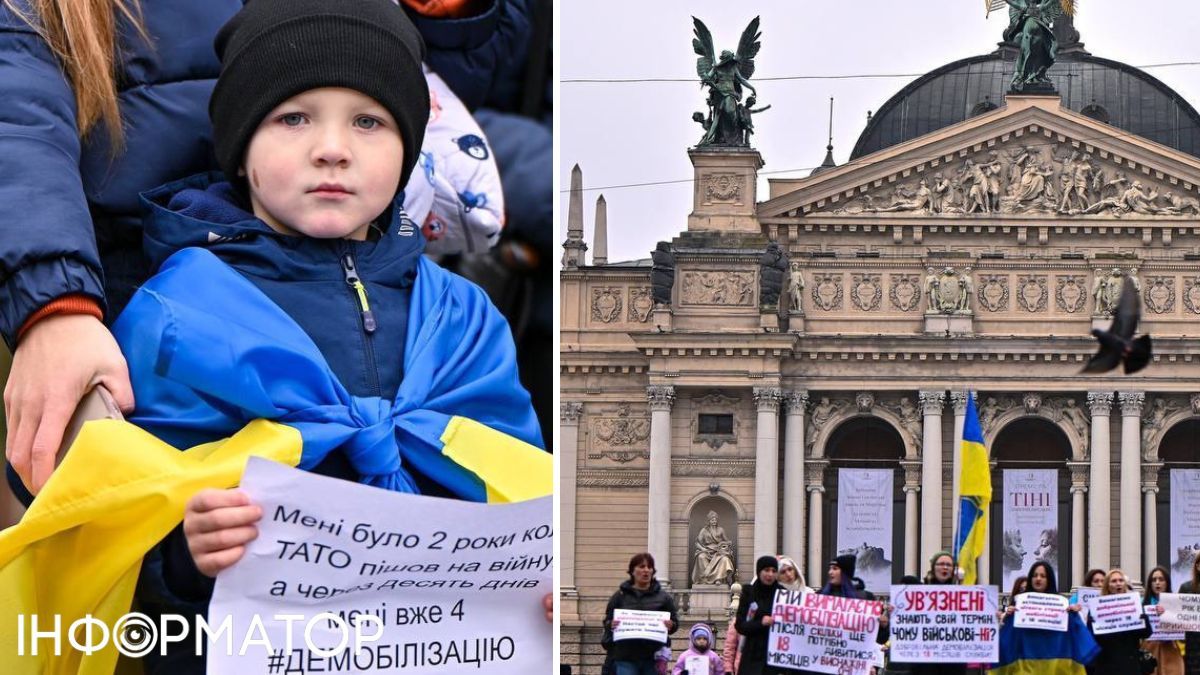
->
[0, 0, 535, 351]
[0, 0, 241, 349]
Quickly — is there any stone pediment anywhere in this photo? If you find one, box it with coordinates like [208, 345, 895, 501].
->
[760, 95, 1200, 221]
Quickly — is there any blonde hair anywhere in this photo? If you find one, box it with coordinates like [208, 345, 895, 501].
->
[3, 0, 149, 147]
[1101, 568, 1128, 596]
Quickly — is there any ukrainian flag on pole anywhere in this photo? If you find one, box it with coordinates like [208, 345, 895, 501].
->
[954, 393, 991, 585]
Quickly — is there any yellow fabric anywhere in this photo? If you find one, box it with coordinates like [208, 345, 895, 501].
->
[439, 416, 552, 503]
[990, 658, 1089, 675]
[960, 439, 992, 500]
[0, 419, 301, 675]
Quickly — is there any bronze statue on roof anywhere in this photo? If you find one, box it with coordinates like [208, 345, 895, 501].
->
[997, 0, 1076, 92]
[691, 16, 768, 147]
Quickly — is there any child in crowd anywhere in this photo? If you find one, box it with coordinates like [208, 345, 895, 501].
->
[674, 623, 725, 675]
[114, 0, 544, 671]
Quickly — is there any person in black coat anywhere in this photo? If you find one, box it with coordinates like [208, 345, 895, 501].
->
[1088, 568, 1152, 675]
[910, 552, 968, 675]
[1178, 556, 1200, 675]
[603, 552, 680, 675]
[736, 555, 785, 675]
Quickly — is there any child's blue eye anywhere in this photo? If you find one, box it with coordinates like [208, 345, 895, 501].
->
[280, 113, 305, 126]
[354, 116, 381, 130]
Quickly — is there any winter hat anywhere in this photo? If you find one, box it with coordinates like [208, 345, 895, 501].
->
[690, 623, 714, 646]
[210, 0, 430, 192]
[755, 555, 779, 576]
[831, 554, 857, 580]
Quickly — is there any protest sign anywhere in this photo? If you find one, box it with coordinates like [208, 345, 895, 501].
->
[612, 610, 670, 643]
[1158, 593, 1200, 632]
[207, 458, 551, 674]
[1075, 587, 1100, 623]
[767, 589, 884, 675]
[1089, 592, 1145, 635]
[684, 656, 711, 675]
[888, 585, 999, 663]
[1014, 593, 1068, 632]
[1147, 610, 1185, 642]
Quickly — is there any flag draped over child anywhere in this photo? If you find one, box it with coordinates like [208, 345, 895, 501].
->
[953, 393, 991, 585]
[0, 247, 550, 673]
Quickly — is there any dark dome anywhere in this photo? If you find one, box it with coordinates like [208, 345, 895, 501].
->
[851, 37, 1200, 160]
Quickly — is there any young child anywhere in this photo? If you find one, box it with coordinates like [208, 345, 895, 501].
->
[674, 623, 724, 675]
[112, 0, 544, 671]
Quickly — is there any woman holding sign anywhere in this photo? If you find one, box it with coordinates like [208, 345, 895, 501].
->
[1142, 566, 1184, 675]
[907, 552, 968, 675]
[1176, 555, 1200, 675]
[604, 553, 681, 675]
[735, 555, 787, 675]
[995, 561, 1099, 674]
[1088, 569, 1152, 675]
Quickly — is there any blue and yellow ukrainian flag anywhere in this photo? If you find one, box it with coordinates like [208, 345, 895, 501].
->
[953, 393, 990, 585]
[993, 613, 1100, 675]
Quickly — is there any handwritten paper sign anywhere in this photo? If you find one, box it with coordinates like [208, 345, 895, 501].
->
[1014, 593, 1069, 632]
[1090, 592, 1145, 635]
[612, 609, 670, 643]
[1158, 593, 1200, 632]
[889, 585, 999, 663]
[767, 589, 884, 674]
[207, 458, 552, 674]
[1147, 609, 1185, 641]
[685, 656, 711, 675]
[1076, 587, 1100, 623]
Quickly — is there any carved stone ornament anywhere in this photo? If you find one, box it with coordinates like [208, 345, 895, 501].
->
[1023, 393, 1042, 414]
[1092, 268, 1129, 316]
[560, 401, 583, 423]
[1183, 278, 1200, 314]
[681, 270, 755, 306]
[1145, 276, 1175, 314]
[976, 274, 1009, 312]
[890, 274, 922, 312]
[1056, 275, 1087, 313]
[589, 404, 651, 463]
[705, 173, 742, 203]
[850, 273, 882, 311]
[880, 396, 923, 453]
[628, 287, 654, 322]
[855, 392, 875, 412]
[925, 267, 972, 314]
[806, 397, 848, 450]
[1141, 397, 1180, 457]
[1016, 275, 1048, 312]
[810, 273, 843, 311]
[591, 287, 622, 323]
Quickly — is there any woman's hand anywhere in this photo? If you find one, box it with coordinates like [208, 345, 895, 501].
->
[1068, 603, 1082, 613]
[761, 615, 774, 626]
[5, 314, 134, 493]
[543, 593, 552, 623]
[184, 489, 263, 577]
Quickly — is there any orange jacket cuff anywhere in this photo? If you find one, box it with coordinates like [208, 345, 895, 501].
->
[17, 295, 104, 342]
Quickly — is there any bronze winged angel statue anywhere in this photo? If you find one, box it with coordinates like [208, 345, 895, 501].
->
[691, 16, 768, 147]
[992, 0, 1076, 91]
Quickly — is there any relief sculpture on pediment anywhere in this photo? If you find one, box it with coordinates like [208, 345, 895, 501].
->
[811, 139, 1200, 219]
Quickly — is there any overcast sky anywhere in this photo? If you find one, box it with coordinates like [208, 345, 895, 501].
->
[559, 1, 1200, 264]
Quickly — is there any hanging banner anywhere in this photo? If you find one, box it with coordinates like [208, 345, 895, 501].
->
[1001, 470, 1058, 590]
[1170, 470, 1200, 581]
[837, 469, 894, 594]
[767, 589, 885, 674]
[888, 585, 1000, 663]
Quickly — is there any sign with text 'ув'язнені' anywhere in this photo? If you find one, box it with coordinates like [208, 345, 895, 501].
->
[888, 585, 999, 663]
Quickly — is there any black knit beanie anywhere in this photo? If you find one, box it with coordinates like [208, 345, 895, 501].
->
[755, 555, 778, 576]
[210, 0, 429, 192]
[832, 554, 857, 581]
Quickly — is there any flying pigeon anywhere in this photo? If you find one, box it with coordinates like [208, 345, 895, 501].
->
[1082, 277, 1152, 374]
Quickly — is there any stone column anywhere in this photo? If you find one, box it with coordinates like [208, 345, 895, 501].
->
[949, 392, 975, 533]
[647, 385, 676, 586]
[1143, 463, 1162, 576]
[1087, 392, 1114, 572]
[782, 391, 809, 568]
[753, 387, 783, 558]
[559, 402, 583, 616]
[901, 461, 922, 577]
[806, 460, 828, 583]
[1068, 462, 1090, 587]
[919, 390, 946, 566]
[1118, 392, 1145, 580]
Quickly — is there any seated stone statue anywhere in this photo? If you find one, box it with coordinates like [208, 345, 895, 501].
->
[692, 510, 736, 586]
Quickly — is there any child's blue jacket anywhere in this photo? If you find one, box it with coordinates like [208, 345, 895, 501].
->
[119, 173, 543, 673]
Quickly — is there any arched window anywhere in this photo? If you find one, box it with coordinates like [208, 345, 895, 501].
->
[1081, 103, 1111, 124]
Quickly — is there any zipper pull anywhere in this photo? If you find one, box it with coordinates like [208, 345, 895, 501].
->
[341, 253, 377, 334]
